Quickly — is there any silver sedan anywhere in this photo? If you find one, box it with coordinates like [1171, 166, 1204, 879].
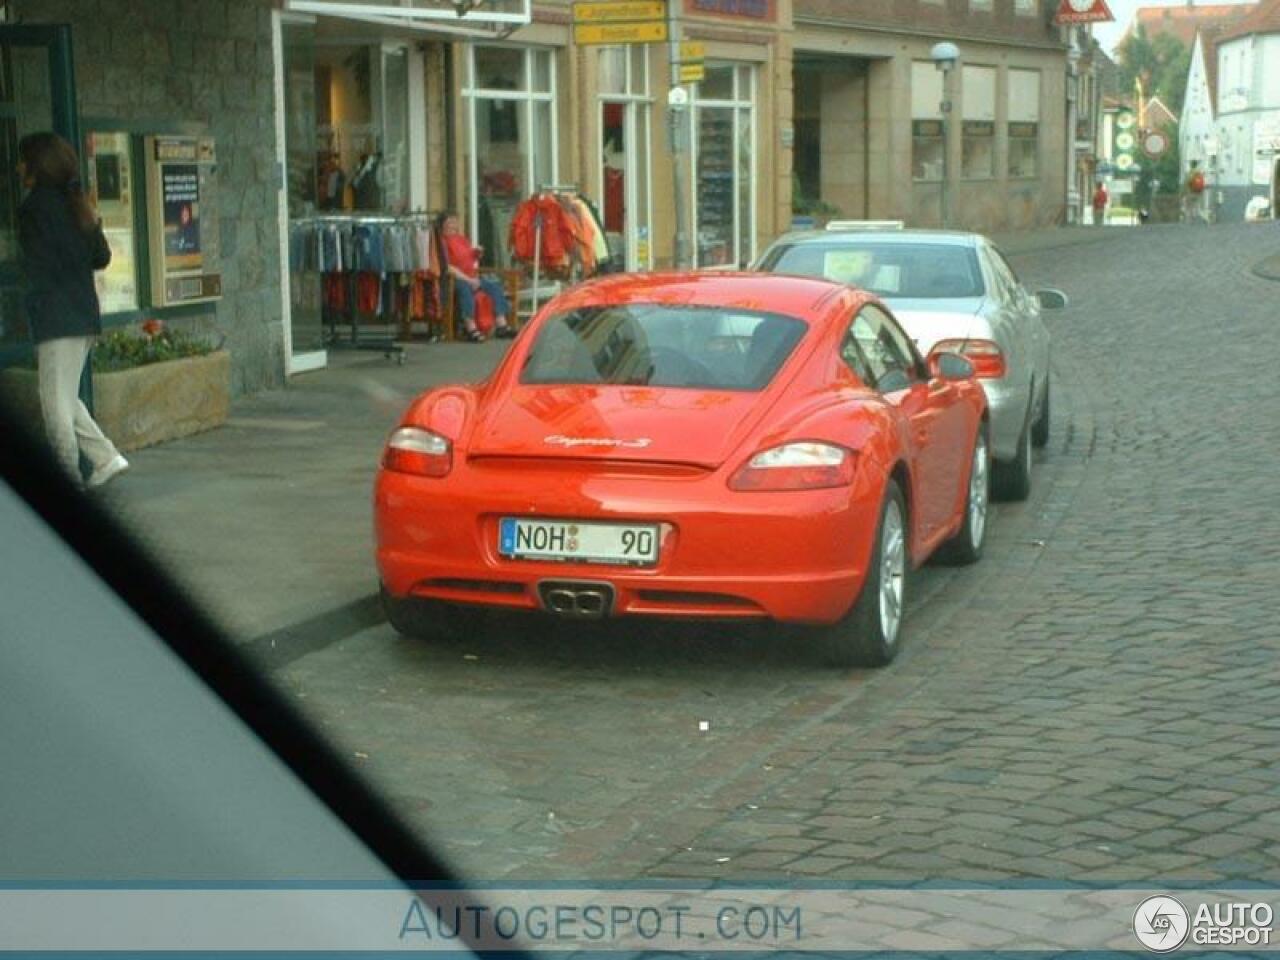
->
[753, 226, 1066, 500]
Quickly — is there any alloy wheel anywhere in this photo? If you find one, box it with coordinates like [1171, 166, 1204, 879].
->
[968, 430, 989, 549]
[878, 500, 906, 647]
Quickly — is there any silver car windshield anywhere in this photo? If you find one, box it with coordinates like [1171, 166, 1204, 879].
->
[762, 242, 985, 299]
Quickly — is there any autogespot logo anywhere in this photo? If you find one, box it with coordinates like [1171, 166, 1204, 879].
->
[1133, 895, 1190, 952]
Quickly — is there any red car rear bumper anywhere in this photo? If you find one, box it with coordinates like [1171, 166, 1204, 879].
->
[374, 461, 885, 625]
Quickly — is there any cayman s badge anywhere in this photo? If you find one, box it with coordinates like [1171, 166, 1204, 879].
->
[544, 435, 652, 449]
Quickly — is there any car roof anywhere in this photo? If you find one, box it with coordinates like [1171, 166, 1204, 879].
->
[767, 229, 983, 249]
[553, 271, 859, 319]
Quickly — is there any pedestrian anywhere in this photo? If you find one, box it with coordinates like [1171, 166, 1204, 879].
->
[437, 212, 516, 343]
[1184, 160, 1208, 224]
[16, 131, 129, 488]
[1091, 180, 1109, 227]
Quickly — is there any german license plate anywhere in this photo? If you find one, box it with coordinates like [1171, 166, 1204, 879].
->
[498, 518, 659, 566]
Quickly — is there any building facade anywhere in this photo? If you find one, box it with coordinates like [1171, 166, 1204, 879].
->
[2, 0, 1072, 402]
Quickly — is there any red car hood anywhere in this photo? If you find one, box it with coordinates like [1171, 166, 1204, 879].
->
[468, 385, 777, 469]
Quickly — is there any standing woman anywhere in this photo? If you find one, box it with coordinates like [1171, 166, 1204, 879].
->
[17, 132, 128, 488]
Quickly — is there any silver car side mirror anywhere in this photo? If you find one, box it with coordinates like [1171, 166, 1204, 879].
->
[1035, 288, 1068, 310]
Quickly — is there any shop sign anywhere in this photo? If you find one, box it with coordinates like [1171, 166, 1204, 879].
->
[574, 19, 668, 44]
[679, 63, 706, 84]
[685, 0, 776, 21]
[573, 1, 666, 22]
[962, 121, 994, 137]
[1053, 0, 1114, 24]
[679, 40, 706, 61]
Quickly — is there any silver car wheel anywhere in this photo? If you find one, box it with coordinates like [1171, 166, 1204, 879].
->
[879, 500, 906, 647]
[969, 429, 989, 549]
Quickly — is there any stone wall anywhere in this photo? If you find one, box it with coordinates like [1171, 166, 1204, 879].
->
[19, 0, 284, 396]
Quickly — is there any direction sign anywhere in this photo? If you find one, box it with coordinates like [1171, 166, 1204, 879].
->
[573, 1, 665, 22]
[574, 19, 668, 44]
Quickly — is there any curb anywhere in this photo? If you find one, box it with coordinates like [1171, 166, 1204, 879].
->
[247, 593, 385, 670]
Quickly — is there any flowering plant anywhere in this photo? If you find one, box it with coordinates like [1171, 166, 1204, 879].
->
[92, 321, 218, 373]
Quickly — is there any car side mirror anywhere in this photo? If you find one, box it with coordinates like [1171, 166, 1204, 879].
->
[1035, 288, 1068, 310]
[928, 352, 974, 381]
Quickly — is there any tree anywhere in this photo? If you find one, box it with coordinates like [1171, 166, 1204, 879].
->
[1117, 25, 1193, 114]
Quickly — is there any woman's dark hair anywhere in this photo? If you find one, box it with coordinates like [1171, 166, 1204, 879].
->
[434, 210, 459, 231]
[18, 131, 97, 233]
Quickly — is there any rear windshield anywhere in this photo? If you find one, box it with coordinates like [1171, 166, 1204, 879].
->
[760, 241, 985, 299]
[520, 305, 808, 391]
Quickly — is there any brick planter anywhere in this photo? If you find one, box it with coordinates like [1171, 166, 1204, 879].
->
[0, 350, 230, 453]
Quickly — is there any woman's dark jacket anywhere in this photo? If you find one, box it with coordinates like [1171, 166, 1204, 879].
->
[17, 185, 111, 343]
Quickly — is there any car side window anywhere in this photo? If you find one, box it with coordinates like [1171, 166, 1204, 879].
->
[848, 305, 918, 394]
[986, 245, 1023, 305]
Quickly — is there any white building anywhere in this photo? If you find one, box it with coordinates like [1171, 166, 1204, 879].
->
[1182, 0, 1280, 219]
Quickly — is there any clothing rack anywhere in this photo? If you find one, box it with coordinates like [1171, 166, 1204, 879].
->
[289, 212, 449, 361]
[521, 185, 611, 317]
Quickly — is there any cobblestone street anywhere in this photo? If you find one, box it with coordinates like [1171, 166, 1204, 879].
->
[274, 223, 1280, 886]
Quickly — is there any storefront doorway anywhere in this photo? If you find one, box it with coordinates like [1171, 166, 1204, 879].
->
[273, 11, 428, 372]
[0, 24, 78, 372]
[597, 46, 652, 271]
[793, 54, 872, 225]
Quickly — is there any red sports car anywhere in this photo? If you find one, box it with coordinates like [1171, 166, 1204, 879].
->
[375, 274, 990, 666]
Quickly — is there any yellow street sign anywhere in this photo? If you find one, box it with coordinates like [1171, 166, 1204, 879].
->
[573, 1, 666, 22]
[574, 19, 668, 44]
[678, 63, 705, 83]
[679, 40, 706, 61]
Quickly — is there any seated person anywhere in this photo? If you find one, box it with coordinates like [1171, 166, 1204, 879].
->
[437, 212, 515, 342]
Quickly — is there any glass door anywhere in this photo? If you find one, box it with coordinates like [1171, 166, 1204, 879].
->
[0, 24, 78, 373]
[598, 46, 651, 271]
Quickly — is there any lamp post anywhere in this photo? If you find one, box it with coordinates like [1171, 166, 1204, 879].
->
[931, 42, 959, 229]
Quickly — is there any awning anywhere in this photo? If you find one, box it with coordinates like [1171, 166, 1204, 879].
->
[284, 0, 530, 38]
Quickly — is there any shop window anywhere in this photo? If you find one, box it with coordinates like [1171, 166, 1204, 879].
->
[310, 41, 414, 213]
[692, 64, 755, 268]
[962, 65, 995, 180]
[1014, 0, 1037, 13]
[464, 46, 557, 269]
[598, 46, 652, 270]
[911, 61, 944, 182]
[1008, 69, 1040, 179]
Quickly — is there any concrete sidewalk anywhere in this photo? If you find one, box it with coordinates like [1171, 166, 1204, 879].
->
[97, 226, 1127, 661]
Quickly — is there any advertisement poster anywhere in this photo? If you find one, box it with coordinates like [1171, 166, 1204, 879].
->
[162, 164, 202, 273]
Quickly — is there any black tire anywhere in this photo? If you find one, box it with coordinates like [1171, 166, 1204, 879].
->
[936, 421, 990, 566]
[992, 402, 1033, 502]
[1031, 377, 1050, 449]
[380, 585, 477, 640]
[819, 480, 908, 669]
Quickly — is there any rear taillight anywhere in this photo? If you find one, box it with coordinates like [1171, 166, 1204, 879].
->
[729, 442, 855, 492]
[383, 427, 452, 478]
[930, 339, 1006, 379]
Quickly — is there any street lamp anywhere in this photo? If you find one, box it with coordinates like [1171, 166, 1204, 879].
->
[931, 42, 959, 228]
